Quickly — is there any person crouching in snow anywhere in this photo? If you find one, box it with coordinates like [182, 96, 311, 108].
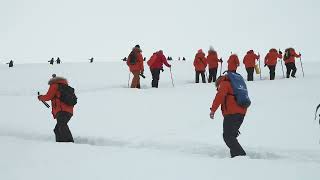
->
[38, 74, 75, 142]
[193, 49, 207, 83]
[209, 75, 247, 158]
[147, 50, 171, 88]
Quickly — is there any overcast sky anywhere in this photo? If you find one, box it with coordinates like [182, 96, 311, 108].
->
[0, 0, 319, 63]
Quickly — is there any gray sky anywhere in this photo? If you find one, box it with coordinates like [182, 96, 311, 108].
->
[0, 0, 319, 62]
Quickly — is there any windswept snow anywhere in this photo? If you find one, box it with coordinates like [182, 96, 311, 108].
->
[0, 61, 319, 180]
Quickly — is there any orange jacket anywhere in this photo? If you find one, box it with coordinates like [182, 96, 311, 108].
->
[243, 50, 259, 68]
[264, 49, 282, 66]
[206, 50, 220, 69]
[127, 47, 144, 72]
[38, 77, 74, 119]
[193, 50, 207, 71]
[227, 54, 240, 71]
[284, 48, 301, 64]
[210, 77, 247, 116]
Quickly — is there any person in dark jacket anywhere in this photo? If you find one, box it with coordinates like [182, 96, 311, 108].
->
[38, 74, 75, 142]
[56, 57, 61, 64]
[147, 50, 171, 88]
[210, 75, 248, 158]
[49, 58, 54, 65]
[6, 60, 14, 67]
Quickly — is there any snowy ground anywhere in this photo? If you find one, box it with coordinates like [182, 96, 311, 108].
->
[0, 60, 320, 180]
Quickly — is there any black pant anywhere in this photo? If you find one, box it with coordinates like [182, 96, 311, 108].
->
[268, 65, 276, 80]
[195, 71, 206, 83]
[285, 62, 297, 78]
[208, 68, 218, 83]
[150, 68, 161, 88]
[246, 67, 254, 81]
[54, 111, 74, 142]
[223, 114, 246, 158]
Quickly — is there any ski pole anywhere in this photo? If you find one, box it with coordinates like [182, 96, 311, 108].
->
[315, 104, 320, 121]
[37, 92, 50, 108]
[258, 53, 262, 80]
[127, 71, 131, 88]
[299, 53, 304, 78]
[219, 59, 223, 76]
[279, 49, 285, 78]
[169, 67, 175, 87]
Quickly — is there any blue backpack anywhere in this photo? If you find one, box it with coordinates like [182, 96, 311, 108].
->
[226, 71, 251, 108]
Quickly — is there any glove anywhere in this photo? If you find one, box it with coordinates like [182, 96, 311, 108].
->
[38, 95, 43, 101]
[279, 50, 283, 54]
[168, 64, 172, 68]
[161, 68, 164, 72]
[141, 70, 144, 74]
[264, 64, 267, 67]
[209, 112, 215, 119]
[219, 58, 223, 63]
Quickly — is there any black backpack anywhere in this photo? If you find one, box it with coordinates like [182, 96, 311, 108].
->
[58, 84, 77, 106]
[129, 51, 137, 65]
[283, 48, 292, 61]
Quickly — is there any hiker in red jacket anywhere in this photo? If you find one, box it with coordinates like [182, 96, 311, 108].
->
[193, 49, 207, 83]
[207, 49, 222, 83]
[283, 48, 301, 78]
[38, 74, 74, 142]
[264, 48, 283, 80]
[227, 54, 240, 72]
[243, 50, 260, 81]
[147, 50, 171, 88]
[210, 75, 247, 158]
[127, 45, 144, 88]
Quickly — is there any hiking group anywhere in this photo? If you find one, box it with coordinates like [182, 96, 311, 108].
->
[37, 44, 303, 158]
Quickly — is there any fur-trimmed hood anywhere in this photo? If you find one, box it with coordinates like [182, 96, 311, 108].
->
[48, 76, 68, 85]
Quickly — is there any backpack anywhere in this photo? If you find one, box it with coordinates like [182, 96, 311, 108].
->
[283, 48, 292, 61]
[58, 84, 77, 106]
[226, 71, 251, 108]
[147, 53, 157, 67]
[129, 51, 137, 65]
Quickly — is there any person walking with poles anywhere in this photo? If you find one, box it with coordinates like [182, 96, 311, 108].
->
[243, 50, 260, 81]
[264, 48, 283, 80]
[6, 60, 14, 67]
[147, 50, 171, 88]
[126, 45, 144, 88]
[227, 54, 240, 72]
[283, 48, 301, 78]
[193, 49, 207, 83]
[206, 48, 222, 83]
[37, 74, 76, 142]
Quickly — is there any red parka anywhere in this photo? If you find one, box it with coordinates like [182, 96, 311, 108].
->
[264, 49, 282, 66]
[243, 50, 259, 68]
[227, 54, 240, 72]
[38, 77, 74, 119]
[206, 50, 220, 69]
[149, 51, 171, 69]
[284, 48, 301, 64]
[127, 47, 144, 72]
[210, 76, 247, 116]
[193, 49, 207, 71]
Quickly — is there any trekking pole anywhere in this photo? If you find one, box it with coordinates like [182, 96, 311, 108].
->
[299, 53, 305, 78]
[279, 49, 285, 78]
[258, 53, 262, 80]
[219, 59, 223, 76]
[315, 104, 320, 121]
[37, 92, 50, 108]
[169, 67, 175, 87]
[127, 71, 131, 88]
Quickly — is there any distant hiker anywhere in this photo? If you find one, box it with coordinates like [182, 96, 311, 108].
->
[56, 57, 61, 64]
[182, 57, 186, 61]
[227, 54, 240, 72]
[38, 74, 76, 142]
[264, 48, 283, 80]
[147, 50, 171, 88]
[178, 57, 181, 61]
[49, 58, 54, 65]
[207, 48, 222, 82]
[243, 50, 260, 81]
[283, 48, 301, 78]
[89, 57, 94, 63]
[126, 45, 144, 88]
[6, 60, 14, 67]
[193, 49, 207, 83]
[210, 73, 249, 158]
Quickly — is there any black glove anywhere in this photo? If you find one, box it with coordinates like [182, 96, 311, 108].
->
[264, 64, 267, 67]
[219, 58, 223, 63]
[161, 68, 164, 72]
[279, 50, 283, 54]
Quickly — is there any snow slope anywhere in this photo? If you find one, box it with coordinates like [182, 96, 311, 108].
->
[0, 60, 320, 180]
